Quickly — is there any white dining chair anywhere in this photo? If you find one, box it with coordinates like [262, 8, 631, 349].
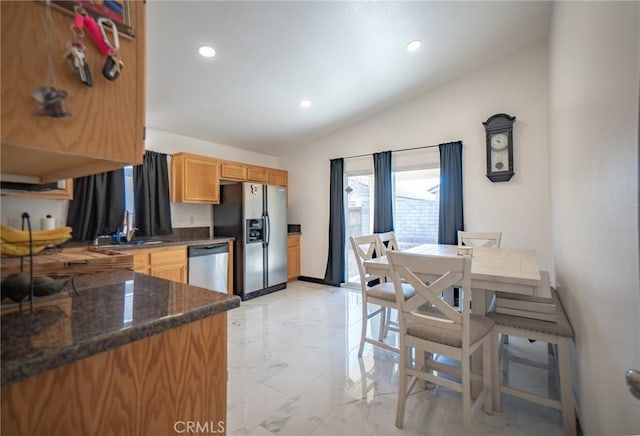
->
[453, 231, 502, 308]
[374, 230, 399, 253]
[350, 235, 415, 357]
[457, 231, 502, 248]
[374, 230, 402, 337]
[387, 251, 493, 435]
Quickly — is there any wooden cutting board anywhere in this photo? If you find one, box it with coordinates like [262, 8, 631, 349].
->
[0, 247, 133, 278]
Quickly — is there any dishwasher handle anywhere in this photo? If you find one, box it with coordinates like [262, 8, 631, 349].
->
[188, 244, 229, 257]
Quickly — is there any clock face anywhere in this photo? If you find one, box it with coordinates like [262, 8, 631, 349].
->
[490, 133, 509, 151]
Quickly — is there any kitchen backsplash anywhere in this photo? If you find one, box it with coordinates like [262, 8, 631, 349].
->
[2, 196, 213, 233]
[1, 197, 68, 230]
[170, 202, 212, 228]
[171, 226, 211, 241]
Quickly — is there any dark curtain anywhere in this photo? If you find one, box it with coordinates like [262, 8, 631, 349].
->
[323, 158, 345, 286]
[373, 151, 394, 233]
[133, 150, 173, 237]
[438, 141, 464, 245]
[67, 169, 125, 242]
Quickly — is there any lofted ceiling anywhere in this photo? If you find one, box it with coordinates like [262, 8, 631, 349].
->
[146, 1, 552, 156]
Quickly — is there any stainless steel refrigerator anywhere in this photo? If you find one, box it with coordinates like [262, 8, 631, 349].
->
[213, 182, 288, 300]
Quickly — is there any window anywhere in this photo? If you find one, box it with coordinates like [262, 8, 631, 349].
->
[67, 153, 171, 241]
[123, 165, 135, 226]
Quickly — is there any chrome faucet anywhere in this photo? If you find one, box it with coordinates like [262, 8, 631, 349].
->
[121, 211, 138, 242]
[125, 226, 138, 242]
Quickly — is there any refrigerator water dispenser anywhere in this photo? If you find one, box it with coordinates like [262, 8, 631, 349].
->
[246, 219, 264, 242]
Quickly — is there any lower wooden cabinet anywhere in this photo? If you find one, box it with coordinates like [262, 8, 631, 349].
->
[133, 245, 187, 283]
[1, 312, 228, 436]
[150, 263, 186, 283]
[287, 234, 300, 281]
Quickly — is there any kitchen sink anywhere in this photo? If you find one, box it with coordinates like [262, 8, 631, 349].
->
[99, 240, 170, 249]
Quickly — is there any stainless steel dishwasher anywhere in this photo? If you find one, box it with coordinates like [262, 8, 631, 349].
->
[188, 244, 229, 294]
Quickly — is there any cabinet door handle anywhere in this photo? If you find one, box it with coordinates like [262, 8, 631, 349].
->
[64, 260, 89, 267]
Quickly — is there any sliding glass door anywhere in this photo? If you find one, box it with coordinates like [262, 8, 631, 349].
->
[343, 165, 439, 286]
[392, 167, 440, 249]
[345, 173, 374, 285]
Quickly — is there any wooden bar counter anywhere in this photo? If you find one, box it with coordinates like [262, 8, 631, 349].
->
[1, 270, 240, 435]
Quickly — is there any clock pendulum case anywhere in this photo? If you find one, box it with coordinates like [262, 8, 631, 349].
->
[482, 113, 516, 182]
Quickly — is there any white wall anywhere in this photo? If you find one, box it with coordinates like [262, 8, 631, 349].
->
[281, 42, 551, 279]
[146, 128, 280, 168]
[0, 197, 68, 230]
[549, 2, 640, 434]
[146, 128, 282, 230]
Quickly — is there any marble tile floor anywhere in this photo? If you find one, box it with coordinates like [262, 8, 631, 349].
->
[226, 280, 565, 436]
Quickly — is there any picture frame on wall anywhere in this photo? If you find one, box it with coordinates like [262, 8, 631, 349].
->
[52, 0, 134, 38]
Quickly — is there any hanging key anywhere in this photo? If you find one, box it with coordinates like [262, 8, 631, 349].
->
[97, 17, 124, 81]
[65, 42, 93, 87]
[75, 46, 93, 87]
[102, 54, 124, 81]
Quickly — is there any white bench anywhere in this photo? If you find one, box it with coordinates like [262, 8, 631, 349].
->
[488, 286, 576, 436]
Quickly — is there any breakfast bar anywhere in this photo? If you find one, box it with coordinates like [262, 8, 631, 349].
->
[1, 270, 240, 435]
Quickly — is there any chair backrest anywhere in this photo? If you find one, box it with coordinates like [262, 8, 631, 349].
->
[387, 251, 472, 345]
[349, 235, 385, 290]
[375, 231, 399, 254]
[458, 231, 502, 248]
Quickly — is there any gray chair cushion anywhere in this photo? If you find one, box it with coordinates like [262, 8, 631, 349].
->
[488, 288, 574, 338]
[367, 282, 415, 301]
[407, 306, 494, 347]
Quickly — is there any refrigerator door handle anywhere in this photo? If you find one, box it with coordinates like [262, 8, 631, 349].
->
[264, 214, 270, 244]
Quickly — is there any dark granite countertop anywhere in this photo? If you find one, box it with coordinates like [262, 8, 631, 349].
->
[0, 270, 240, 387]
[91, 236, 233, 251]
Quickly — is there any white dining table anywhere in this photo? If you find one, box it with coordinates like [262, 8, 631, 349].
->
[363, 243, 549, 400]
[363, 243, 550, 316]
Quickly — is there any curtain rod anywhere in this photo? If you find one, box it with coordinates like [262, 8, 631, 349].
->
[342, 144, 440, 161]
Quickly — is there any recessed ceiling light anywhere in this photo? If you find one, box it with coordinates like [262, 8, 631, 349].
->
[299, 99, 312, 109]
[406, 39, 422, 52]
[198, 46, 216, 58]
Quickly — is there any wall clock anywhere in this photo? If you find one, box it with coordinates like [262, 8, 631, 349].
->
[482, 113, 516, 182]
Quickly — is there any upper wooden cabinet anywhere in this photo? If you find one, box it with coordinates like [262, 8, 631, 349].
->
[171, 153, 287, 204]
[220, 162, 247, 181]
[171, 153, 220, 204]
[221, 162, 288, 186]
[246, 166, 268, 183]
[0, 2, 146, 183]
[268, 169, 288, 186]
